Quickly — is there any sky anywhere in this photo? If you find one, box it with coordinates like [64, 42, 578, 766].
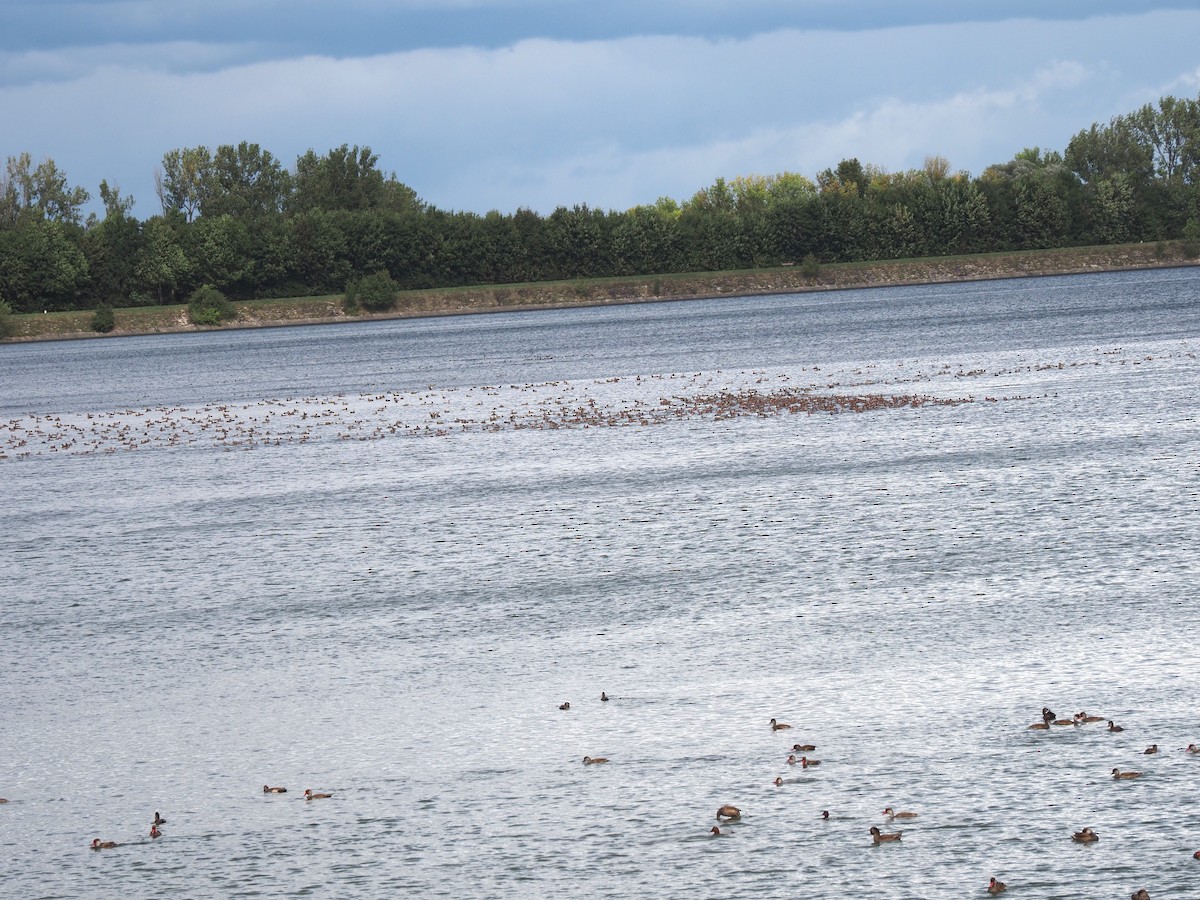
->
[4, 1, 1200, 219]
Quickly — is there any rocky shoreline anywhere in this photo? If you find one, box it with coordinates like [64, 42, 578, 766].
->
[5, 242, 1197, 343]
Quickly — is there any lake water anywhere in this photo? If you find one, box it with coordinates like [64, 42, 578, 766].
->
[2, 268, 1199, 899]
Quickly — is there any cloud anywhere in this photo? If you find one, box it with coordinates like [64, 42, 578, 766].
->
[2, 9, 1198, 218]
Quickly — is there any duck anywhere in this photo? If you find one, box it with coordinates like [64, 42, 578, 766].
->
[600, 692, 609, 702]
[1143, 744, 1158, 755]
[1193, 849, 1200, 859]
[820, 810, 830, 820]
[786, 754, 798, 765]
[1042, 707, 1056, 724]
[582, 756, 609, 765]
[769, 718, 792, 731]
[1028, 721, 1050, 730]
[263, 785, 287, 793]
[150, 825, 162, 839]
[716, 805, 741, 821]
[1131, 891, 1150, 900]
[304, 789, 333, 800]
[152, 812, 166, 826]
[988, 877, 1007, 894]
[1187, 744, 1199, 754]
[883, 807, 917, 819]
[90, 839, 119, 849]
[773, 777, 784, 787]
[792, 743, 816, 752]
[869, 826, 902, 844]
[800, 756, 820, 768]
[0, 798, 8, 804]
[1112, 768, 1142, 779]
[1075, 712, 1104, 723]
[710, 826, 723, 836]
[1072, 827, 1099, 843]
[1107, 720, 1124, 732]
[559, 702, 570, 710]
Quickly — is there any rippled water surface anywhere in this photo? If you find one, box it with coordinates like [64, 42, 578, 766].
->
[3, 270, 1200, 899]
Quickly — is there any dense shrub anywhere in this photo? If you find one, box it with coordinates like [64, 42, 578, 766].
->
[800, 253, 821, 278]
[344, 270, 398, 313]
[187, 284, 236, 326]
[0, 300, 12, 339]
[91, 303, 115, 333]
[1182, 218, 1200, 259]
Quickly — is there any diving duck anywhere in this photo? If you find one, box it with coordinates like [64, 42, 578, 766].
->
[263, 785, 287, 793]
[1112, 768, 1141, 779]
[883, 807, 917, 819]
[90, 839, 118, 849]
[1143, 744, 1158, 755]
[1131, 890, 1150, 900]
[1075, 712, 1104, 723]
[792, 743, 816, 752]
[869, 826, 901, 844]
[1187, 744, 1199, 754]
[800, 756, 820, 768]
[600, 692, 609, 702]
[769, 718, 792, 731]
[1028, 721, 1050, 730]
[150, 825, 161, 839]
[152, 812, 166, 825]
[710, 826, 723, 836]
[1107, 720, 1124, 732]
[1072, 827, 1098, 843]
[988, 876, 1007, 894]
[559, 702, 570, 710]
[304, 789, 333, 800]
[582, 756, 609, 765]
[716, 805, 741, 821]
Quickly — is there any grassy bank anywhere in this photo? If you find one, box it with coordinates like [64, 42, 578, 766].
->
[5, 241, 1198, 343]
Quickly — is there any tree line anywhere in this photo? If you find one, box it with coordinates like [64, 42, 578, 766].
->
[2, 93, 1199, 318]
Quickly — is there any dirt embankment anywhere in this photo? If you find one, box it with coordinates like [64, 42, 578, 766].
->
[6, 242, 1197, 343]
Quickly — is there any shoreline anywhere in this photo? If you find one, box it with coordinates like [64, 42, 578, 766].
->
[5, 242, 1197, 343]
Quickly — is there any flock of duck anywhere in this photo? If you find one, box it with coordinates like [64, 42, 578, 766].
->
[80, 788, 334, 850]
[557, 701, 1200, 897]
[0, 369, 968, 461]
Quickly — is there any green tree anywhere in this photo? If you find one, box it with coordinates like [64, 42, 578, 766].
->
[156, 146, 213, 222]
[290, 144, 422, 214]
[203, 142, 291, 219]
[136, 215, 191, 304]
[1, 153, 91, 227]
[0, 219, 90, 311]
[344, 269, 398, 312]
[90, 303, 115, 333]
[186, 284, 236, 325]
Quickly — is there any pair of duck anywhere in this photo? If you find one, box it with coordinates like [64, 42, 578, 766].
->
[263, 786, 331, 799]
[785, 754, 819, 768]
[93, 816, 165, 849]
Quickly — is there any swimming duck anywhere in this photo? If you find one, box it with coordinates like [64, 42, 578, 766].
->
[800, 756, 820, 768]
[1072, 827, 1098, 843]
[1112, 768, 1141, 779]
[1107, 720, 1124, 732]
[304, 789, 333, 800]
[820, 810, 830, 820]
[1187, 744, 1199, 754]
[1143, 744, 1158, 754]
[786, 754, 797, 765]
[883, 807, 917, 819]
[0, 798, 8, 803]
[90, 839, 119, 849]
[582, 756, 609, 765]
[773, 777, 783, 787]
[1075, 712, 1104, 723]
[869, 826, 901, 844]
[600, 692, 609, 702]
[152, 812, 166, 826]
[988, 877, 1007, 894]
[1052, 718, 1079, 726]
[710, 826, 722, 836]
[559, 702, 570, 710]
[1042, 707, 1056, 724]
[1131, 890, 1150, 900]
[792, 744, 817, 752]
[263, 785, 287, 793]
[769, 718, 792, 731]
[150, 825, 161, 839]
[1028, 721, 1050, 730]
[1193, 849, 1200, 859]
[716, 805, 741, 821]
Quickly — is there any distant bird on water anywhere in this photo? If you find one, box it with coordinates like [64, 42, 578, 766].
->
[582, 756, 608, 765]
[559, 702, 570, 710]
[304, 789, 332, 800]
[1107, 720, 1124, 732]
[716, 805, 741, 821]
[883, 807, 917, 820]
[1072, 827, 1098, 843]
[1112, 768, 1142, 779]
[1144, 744, 1158, 754]
[869, 826, 901, 844]
[91, 839, 118, 849]
[769, 718, 791, 731]
[263, 785, 287, 793]
[600, 692, 609, 701]
[988, 877, 1007, 894]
